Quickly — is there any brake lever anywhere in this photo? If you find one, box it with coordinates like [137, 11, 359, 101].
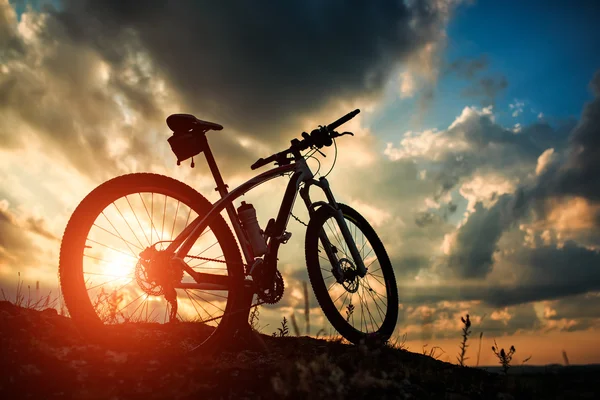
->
[338, 131, 354, 137]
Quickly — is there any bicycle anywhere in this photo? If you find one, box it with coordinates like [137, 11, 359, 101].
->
[58, 109, 399, 353]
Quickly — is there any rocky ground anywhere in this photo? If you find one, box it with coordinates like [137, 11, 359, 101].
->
[1, 301, 598, 399]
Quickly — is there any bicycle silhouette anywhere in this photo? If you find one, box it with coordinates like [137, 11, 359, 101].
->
[59, 109, 398, 353]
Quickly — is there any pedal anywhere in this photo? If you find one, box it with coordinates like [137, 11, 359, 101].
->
[277, 231, 292, 244]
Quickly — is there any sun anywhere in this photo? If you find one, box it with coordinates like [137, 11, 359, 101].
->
[102, 252, 137, 284]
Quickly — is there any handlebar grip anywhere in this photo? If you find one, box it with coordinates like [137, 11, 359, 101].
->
[250, 157, 267, 170]
[251, 153, 279, 170]
[327, 109, 360, 131]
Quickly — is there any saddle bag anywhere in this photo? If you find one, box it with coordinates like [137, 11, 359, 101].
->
[167, 131, 206, 164]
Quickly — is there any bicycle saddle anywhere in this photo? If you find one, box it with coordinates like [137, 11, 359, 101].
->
[166, 114, 223, 133]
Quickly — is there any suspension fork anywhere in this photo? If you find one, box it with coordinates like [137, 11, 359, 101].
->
[301, 177, 367, 278]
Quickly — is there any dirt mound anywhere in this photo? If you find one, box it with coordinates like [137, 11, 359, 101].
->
[0, 301, 597, 399]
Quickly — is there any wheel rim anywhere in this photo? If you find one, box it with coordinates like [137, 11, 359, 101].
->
[317, 214, 390, 335]
[80, 190, 232, 329]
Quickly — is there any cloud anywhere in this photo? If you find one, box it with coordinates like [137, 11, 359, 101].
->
[509, 99, 525, 117]
[461, 75, 508, 106]
[542, 292, 600, 332]
[398, 299, 541, 340]
[0, 199, 57, 271]
[535, 148, 557, 176]
[385, 105, 569, 200]
[445, 54, 488, 79]
[444, 55, 508, 107]
[443, 70, 600, 282]
[57, 0, 455, 144]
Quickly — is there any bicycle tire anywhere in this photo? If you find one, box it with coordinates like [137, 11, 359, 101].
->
[58, 173, 245, 354]
[305, 203, 398, 344]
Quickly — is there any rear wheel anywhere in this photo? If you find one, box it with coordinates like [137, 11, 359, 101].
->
[58, 173, 244, 354]
[305, 204, 398, 344]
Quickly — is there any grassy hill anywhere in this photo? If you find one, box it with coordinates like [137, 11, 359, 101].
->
[1, 301, 598, 399]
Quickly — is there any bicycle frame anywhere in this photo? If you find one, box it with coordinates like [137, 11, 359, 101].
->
[165, 135, 367, 291]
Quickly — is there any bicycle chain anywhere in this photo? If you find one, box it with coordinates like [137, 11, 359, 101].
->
[184, 254, 284, 304]
[290, 212, 308, 227]
[186, 254, 247, 267]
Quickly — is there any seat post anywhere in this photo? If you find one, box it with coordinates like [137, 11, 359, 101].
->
[199, 135, 229, 198]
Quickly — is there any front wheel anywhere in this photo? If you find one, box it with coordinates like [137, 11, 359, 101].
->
[305, 203, 398, 344]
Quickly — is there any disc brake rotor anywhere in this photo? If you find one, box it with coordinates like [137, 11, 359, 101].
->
[339, 258, 359, 293]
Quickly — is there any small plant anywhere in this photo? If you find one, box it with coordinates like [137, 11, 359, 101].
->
[272, 316, 289, 337]
[345, 303, 355, 322]
[456, 314, 471, 366]
[290, 312, 300, 336]
[389, 331, 408, 351]
[1, 273, 59, 311]
[92, 287, 126, 324]
[422, 344, 445, 360]
[249, 305, 260, 330]
[303, 281, 310, 335]
[492, 339, 516, 374]
[475, 332, 484, 367]
[562, 350, 570, 366]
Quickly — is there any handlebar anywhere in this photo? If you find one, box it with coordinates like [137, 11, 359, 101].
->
[327, 109, 360, 131]
[251, 109, 360, 170]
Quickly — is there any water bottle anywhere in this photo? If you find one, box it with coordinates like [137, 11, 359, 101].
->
[237, 201, 267, 256]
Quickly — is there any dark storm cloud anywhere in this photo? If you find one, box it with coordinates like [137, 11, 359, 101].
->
[57, 0, 451, 142]
[444, 70, 600, 281]
[430, 111, 569, 199]
[447, 201, 507, 278]
[546, 292, 600, 321]
[398, 241, 600, 309]
[539, 70, 600, 202]
[491, 242, 600, 306]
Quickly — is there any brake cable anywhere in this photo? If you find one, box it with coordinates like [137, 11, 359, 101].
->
[321, 137, 338, 179]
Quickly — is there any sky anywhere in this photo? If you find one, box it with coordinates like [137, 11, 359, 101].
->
[1, 0, 600, 366]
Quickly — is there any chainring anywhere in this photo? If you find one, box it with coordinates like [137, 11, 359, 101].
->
[255, 269, 285, 304]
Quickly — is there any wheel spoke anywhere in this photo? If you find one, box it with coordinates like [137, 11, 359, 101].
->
[170, 200, 180, 240]
[112, 201, 145, 250]
[363, 278, 386, 321]
[100, 212, 140, 257]
[91, 223, 142, 253]
[160, 194, 167, 246]
[85, 238, 138, 260]
[138, 193, 160, 245]
[125, 195, 151, 246]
